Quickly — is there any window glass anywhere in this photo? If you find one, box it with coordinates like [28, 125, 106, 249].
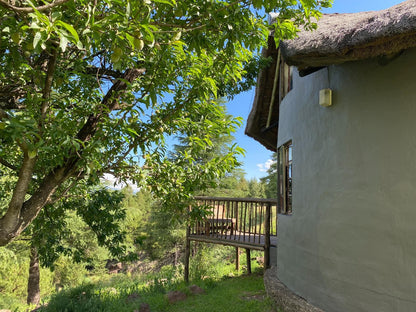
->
[278, 141, 292, 215]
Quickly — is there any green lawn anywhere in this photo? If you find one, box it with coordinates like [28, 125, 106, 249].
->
[39, 270, 276, 312]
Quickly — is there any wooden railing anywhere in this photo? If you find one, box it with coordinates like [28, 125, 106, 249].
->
[185, 196, 277, 281]
[190, 196, 277, 243]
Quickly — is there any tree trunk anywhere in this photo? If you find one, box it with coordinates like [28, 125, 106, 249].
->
[246, 248, 251, 274]
[27, 246, 41, 306]
[184, 227, 191, 284]
[235, 247, 240, 271]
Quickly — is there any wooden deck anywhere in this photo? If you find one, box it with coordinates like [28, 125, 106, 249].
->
[189, 231, 278, 250]
[184, 196, 278, 282]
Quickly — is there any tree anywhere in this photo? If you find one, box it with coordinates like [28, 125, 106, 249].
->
[0, 0, 331, 246]
[247, 178, 266, 198]
[119, 186, 153, 249]
[261, 152, 278, 199]
[27, 186, 128, 305]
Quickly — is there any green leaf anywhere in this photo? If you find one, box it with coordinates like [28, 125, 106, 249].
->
[56, 20, 79, 43]
[172, 31, 182, 42]
[140, 25, 155, 44]
[125, 1, 131, 20]
[111, 47, 123, 63]
[33, 32, 42, 49]
[133, 38, 145, 51]
[126, 127, 139, 137]
[28, 149, 37, 159]
[125, 33, 135, 49]
[153, 0, 176, 6]
[59, 32, 69, 52]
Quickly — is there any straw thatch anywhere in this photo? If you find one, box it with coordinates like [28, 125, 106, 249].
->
[245, 36, 279, 152]
[278, 0, 416, 70]
[245, 1, 416, 152]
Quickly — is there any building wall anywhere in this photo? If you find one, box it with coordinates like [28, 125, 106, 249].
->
[276, 47, 416, 312]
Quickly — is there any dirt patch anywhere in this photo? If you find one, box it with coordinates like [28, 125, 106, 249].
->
[241, 291, 266, 301]
[166, 290, 187, 304]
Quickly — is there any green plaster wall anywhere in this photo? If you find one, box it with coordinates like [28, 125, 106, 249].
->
[276, 47, 416, 311]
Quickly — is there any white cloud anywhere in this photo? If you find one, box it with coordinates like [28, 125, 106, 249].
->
[101, 173, 140, 193]
[256, 159, 274, 172]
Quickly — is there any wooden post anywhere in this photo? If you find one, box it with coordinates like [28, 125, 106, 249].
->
[246, 248, 251, 274]
[235, 247, 240, 271]
[264, 203, 271, 268]
[184, 226, 191, 283]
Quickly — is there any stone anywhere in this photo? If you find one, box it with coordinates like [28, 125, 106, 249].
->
[166, 290, 187, 304]
[264, 267, 323, 312]
[189, 285, 205, 295]
[126, 292, 140, 302]
[256, 256, 264, 266]
[106, 259, 123, 274]
[139, 303, 151, 312]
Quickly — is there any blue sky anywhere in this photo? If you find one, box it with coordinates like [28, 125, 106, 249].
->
[230, 0, 404, 180]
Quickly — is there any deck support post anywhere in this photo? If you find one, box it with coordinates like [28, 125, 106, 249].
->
[184, 226, 191, 284]
[246, 248, 251, 274]
[235, 247, 240, 271]
[265, 203, 271, 268]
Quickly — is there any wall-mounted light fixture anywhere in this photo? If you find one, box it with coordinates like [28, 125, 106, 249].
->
[319, 88, 332, 107]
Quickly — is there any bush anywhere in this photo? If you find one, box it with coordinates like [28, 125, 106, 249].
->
[190, 244, 236, 280]
[0, 246, 54, 311]
[0, 247, 28, 301]
[53, 256, 89, 289]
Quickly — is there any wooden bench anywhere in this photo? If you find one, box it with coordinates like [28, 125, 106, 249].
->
[196, 218, 236, 236]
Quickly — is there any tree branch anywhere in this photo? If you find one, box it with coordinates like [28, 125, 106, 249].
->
[0, 108, 9, 121]
[0, 154, 36, 245]
[77, 68, 145, 142]
[0, 85, 27, 110]
[0, 157, 18, 171]
[41, 47, 58, 124]
[47, 174, 81, 206]
[84, 66, 124, 80]
[0, 0, 71, 13]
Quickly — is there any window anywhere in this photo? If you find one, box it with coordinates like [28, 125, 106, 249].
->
[277, 141, 292, 215]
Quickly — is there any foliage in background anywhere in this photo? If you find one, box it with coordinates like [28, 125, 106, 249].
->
[261, 153, 278, 199]
[0, 175, 131, 307]
[120, 186, 153, 249]
[31, 187, 129, 269]
[0, 241, 55, 310]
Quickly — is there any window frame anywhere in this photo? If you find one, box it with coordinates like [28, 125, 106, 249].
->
[277, 140, 292, 215]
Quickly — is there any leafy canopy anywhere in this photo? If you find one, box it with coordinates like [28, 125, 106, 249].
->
[0, 0, 331, 246]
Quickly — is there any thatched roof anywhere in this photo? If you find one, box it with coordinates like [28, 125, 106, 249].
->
[245, 36, 280, 152]
[278, 0, 416, 70]
[245, 0, 416, 152]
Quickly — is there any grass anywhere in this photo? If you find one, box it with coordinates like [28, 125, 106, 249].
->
[2, 245, 279, 312]
[38, 268, 276, 312]
[167, 274, 276, 312]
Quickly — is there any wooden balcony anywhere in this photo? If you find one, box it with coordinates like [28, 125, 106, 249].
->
[184, 196, 277, 282]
